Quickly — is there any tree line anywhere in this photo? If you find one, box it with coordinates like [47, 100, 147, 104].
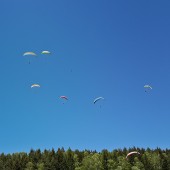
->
[0, 147, 170, 170]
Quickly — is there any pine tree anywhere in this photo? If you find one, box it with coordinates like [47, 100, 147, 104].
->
[56, 147, 66, 170]
[101, 149, 109, 170]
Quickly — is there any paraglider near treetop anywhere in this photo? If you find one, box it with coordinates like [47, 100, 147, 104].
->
[31, 84, 40, 88]
[93, 97, 104, 104]
[126, 151, 140, 159]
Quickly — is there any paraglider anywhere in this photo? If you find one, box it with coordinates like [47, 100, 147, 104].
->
[31, 84, 40, 88]
[94, 97, 104, 104]
[126, 151, 140, 159]
[23, 52, 36, 56]
[60, 96, 68, 104]
[23, 52, 37, 64]
[144, 85, 152, 92]
[41, 51, 51, 54]
[60, 96, 68, 100]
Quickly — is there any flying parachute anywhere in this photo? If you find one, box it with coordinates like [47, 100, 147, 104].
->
[23, 52, 37, 64]
[60, 96, 68, 104]
[23, 52, 36, 56]
[60, 96, 68, 100]
[94, 97, 104, 104]
[41, 51, 51, 54]
[31, 84, 40, 88]
[144, 85, 152, 92]
[126, 151, 140, 159]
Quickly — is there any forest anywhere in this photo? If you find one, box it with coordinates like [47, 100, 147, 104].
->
[0, 147, 170, 170]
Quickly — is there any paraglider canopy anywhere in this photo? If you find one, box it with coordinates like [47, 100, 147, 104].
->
[41, 51, 51, 54]
[60, 96, 68, 100]
[144, 85, 152, 89]
[31, 84, 40, 88]
[94, 97, 104, 104]
[60, 96, 68, 104]
[144, 85, 152, 92]
[23, 52, 37, 56]
[23, 52, 37, 64]
[126, 151, 140, 159]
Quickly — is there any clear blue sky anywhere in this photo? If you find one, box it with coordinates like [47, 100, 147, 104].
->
[1, 0, 170, 153]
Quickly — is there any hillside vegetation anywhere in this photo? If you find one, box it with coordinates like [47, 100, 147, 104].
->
[0, 147, 170, 170]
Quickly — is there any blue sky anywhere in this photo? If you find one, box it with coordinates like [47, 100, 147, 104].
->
[1, 0, 170, 153]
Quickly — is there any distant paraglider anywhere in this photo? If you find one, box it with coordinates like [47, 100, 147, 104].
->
[60, 96, 68, 104]
[144, 85, 152, 92]
[94, 97, 104, 104]
[23, 52, 37, 56]
[126, 151, 140, 159]
[31, 84, 40, 88]
[60, 96, 68, 100]
[23, 52, 37, 64]
[41, 51, 51, 54]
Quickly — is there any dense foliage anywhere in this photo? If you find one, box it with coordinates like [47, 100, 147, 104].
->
[0, 147, 170, 169]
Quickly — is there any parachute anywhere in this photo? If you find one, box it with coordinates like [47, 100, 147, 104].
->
[144, 85, 152, 89]
[41, 51, 51, 54]
[23, 52, 37, 56]
[60, 96, 68, 100]
[126, 151, 140, 159]
[31, 84, 40, 88]
[60, 96, 68, 104]
[144, 85, 152, 92]
[94, 97, 104, 104]
[23, 52, 37, 64]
